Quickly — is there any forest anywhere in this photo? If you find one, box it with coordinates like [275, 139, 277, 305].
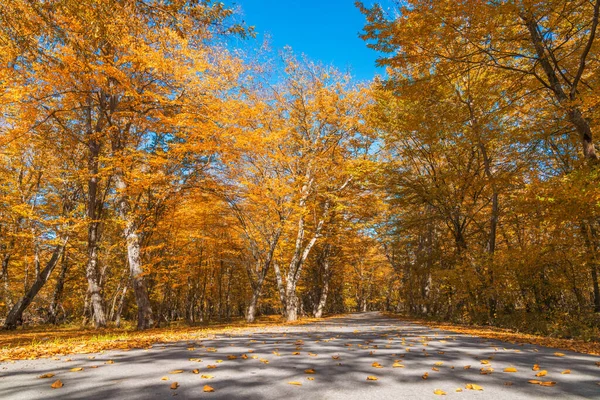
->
[0, 0, 599, 343]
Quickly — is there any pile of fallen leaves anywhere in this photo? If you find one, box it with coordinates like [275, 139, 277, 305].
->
[385, 313, 600, 355]
[0, 316, 318, 361]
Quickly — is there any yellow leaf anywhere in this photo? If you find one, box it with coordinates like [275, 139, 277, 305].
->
[304, 369, 315, 374]
[201, 375, 214, 379]
[227, 355, 237, 360]
[192, 369, 199, 374]
[292, 352, 300, 355]
[161, 376, 169, 381]
[540, 381, 557, 386]
[372, 362, 383, 368]
[189, 358, 201, 362]
[105, 360, 114, 364]
[307, 377, 314, 381]
[241, 354, 248, 359]
[532, 364, 540, 371]
[504, 367, 517, 372]
[170, 382, 179, 389]
[480, 360, 490, 365]
[207, 365, 217, 369]
[51, 379, 63, 389]
[392, 363, 404, 368]
[456, 388, 463, 392]
[434, 361, 443, 366]
[288, 381, 302, 385]
[535, 370, 547, 377]
[433, 389, 447, 395]
[554, 352, 565, 357]
[366, 376, 378, 381]
[422, 372, 429, 379]
[561, 370, 570, 374]
[39, 373, 55, 379]
[465, 384, 483, 391]
[169, 369, 184, 374]
[69, 367, 83, 372]
[464, 365, 471, 369]
[203, 385, 215, 392]
[528, 380, 542, 384]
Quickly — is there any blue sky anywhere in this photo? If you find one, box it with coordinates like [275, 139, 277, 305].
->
[232, 1, 384, 82]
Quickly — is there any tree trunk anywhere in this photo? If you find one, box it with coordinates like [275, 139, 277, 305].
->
[48, 251, 68, 324]
[314, 264, 330, 318]
[284, 200, 330, 321]
[2, 252, 13, 311]
[314, 245, 331, 318]
[246, 259, 270, 323]
[115, 283, 128, 328]
[273, 261, 287, 317]
[114, 173, 154, 330]
[85, 103, 108, 328]
[4, 239, 67, 330]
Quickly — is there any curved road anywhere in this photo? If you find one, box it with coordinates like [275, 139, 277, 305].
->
[1, 313, 599, 399]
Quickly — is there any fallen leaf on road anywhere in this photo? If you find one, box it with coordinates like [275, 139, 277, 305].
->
[189, 358, 201, 362]
[39, 373, 55, 379]
[69, 367, 83, 372]
[422, 372, 429, 379]
[434, 361, 443, 366]
[540, 381, 557, 386]
[305, 369, 315, 374]
[51, 379, 63, 389]
[366, 376, 378, 381]
[464, 365, 471, 369]
[288, 381, 302, 385]
[465, 384, 483, 391]
[456, 388, 463, 392]
[535, 370, 547, 377]
[372, 362, 383, 368]
[201, 375, 214, 379]
[105, 360, 114, 364]
[161, 376, 169, 380]
[433, 389, 446, 395]
[532, 364, 540, 371]
[554, 352, 565, 357]
[561, 370, 570, 374]
[169, 369, 184, 374]
[504, 382, 513, 386]
[480, 360, 490, 365]
[192, 369, 199, 374]
[392, 363, 404, 368]
[207, 365, 217, 368]
[203, 385, 215, 392]
[170, 382, 179, 389]
[504, 367, 517, 372]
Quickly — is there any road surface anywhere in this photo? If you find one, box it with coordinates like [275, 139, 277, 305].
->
[1, 312, 599, 399]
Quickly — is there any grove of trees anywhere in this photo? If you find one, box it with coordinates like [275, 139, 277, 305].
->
[0, 0, 598, 340]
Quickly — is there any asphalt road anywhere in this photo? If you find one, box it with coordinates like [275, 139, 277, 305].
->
[1, 312, 599, 399]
